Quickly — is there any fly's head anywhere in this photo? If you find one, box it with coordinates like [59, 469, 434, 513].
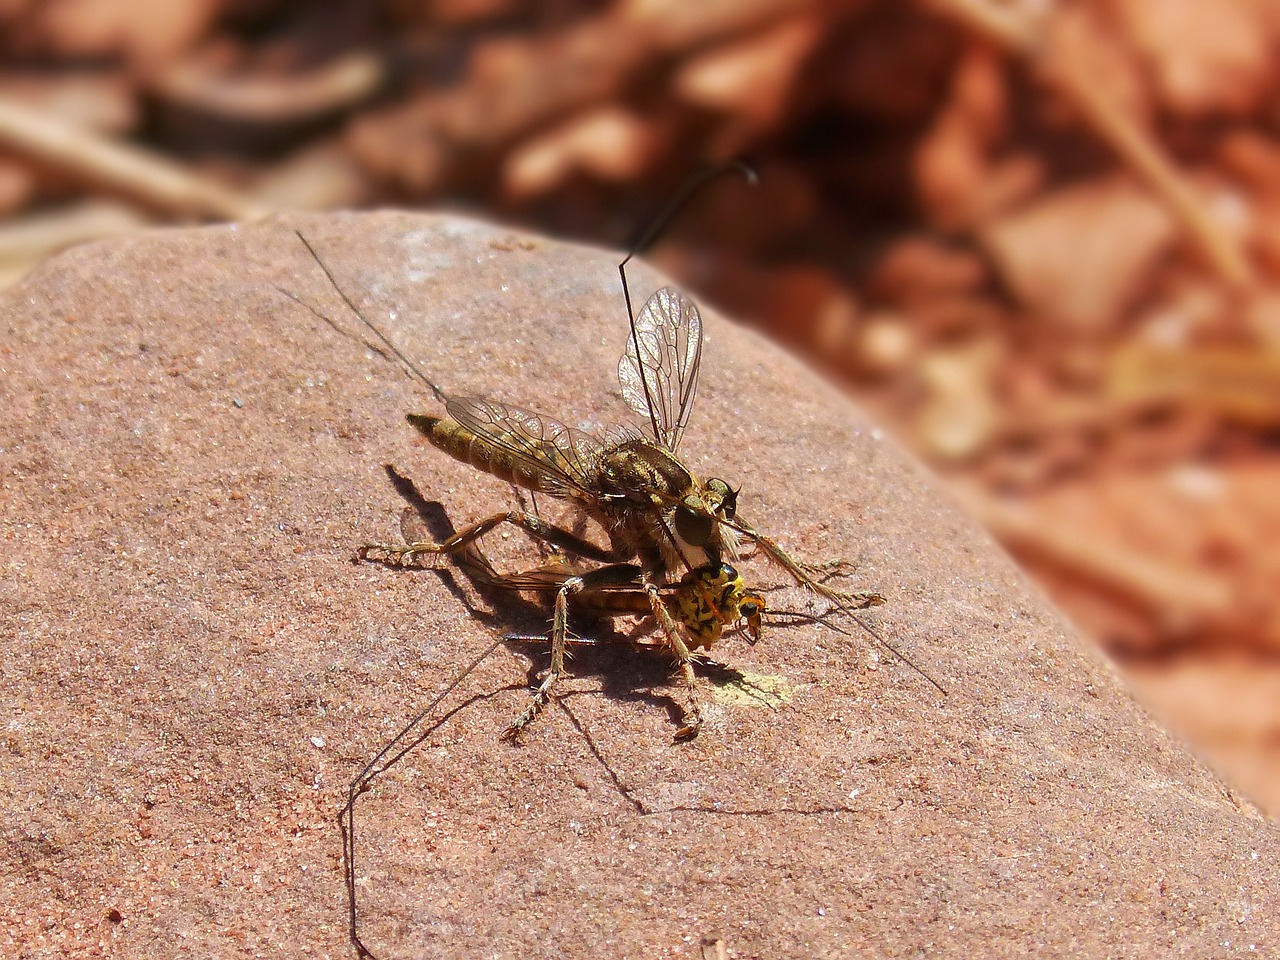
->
[704, 477, 739, 522]
[672, 476, 741, 566]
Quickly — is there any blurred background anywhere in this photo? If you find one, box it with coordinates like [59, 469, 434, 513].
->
[2, 0, 1277, 814]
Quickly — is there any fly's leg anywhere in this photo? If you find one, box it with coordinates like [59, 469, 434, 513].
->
[738, 520, 884, 609]
[500, 576, 576, 741]
[501, 563, 645, 740]
[644, 578, 703, 741]
[359, 509, 617, 568]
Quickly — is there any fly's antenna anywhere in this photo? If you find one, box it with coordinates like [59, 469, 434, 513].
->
[767, 607, 947, 696]
[618, 160, 757, 442]
[287, 229, 447, 405]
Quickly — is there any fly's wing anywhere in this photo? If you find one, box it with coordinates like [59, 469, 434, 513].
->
[476, 562, 645, 594]
[445, 396, 604, 499]
[617, 286, 703, 453]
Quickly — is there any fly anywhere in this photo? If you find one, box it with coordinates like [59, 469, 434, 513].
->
[291, 166, 883, 740]
[285, 165, 945, 959]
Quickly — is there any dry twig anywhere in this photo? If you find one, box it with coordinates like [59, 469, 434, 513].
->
[0, 96, 266, 222]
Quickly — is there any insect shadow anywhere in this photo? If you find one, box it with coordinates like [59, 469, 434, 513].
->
[372, 463, 750, 720]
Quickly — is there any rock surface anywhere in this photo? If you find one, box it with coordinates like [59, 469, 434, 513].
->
[2, 212, 1276, 958]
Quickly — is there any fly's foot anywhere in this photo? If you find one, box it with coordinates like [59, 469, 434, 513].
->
[501, 661, 564, 741]
[792, 557, 885, 610]
[671, 659, 704, 741]
[673, 701, 703, 741]
[798, 557, 859, 583]
[500, 709, 536, 743]
[502, 695, 549, 742]
[356, 541, 443, 567]
[832, 589, 885, 610]
[672, 667, 703, 740]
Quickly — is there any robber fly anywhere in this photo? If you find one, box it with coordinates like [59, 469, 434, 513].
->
[339, 274, 880, 738]
[291, 165, 880, 740]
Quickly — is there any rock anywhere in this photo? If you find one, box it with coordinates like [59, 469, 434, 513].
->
[2, 212, 1276, 958]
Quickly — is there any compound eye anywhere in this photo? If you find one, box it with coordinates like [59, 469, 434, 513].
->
[675, 501, 714, 547]
[707, 478, 738, 520]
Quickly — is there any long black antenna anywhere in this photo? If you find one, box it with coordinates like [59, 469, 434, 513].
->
[617, 160, 757, 443]
[288, 229, 447, 404]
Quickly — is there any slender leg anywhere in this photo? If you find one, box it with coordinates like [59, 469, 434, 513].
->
[500, 563, 646, 740]
[643, 577, 704, 740]
[359, 509, 618, 567]
[737, 518, 884, 609]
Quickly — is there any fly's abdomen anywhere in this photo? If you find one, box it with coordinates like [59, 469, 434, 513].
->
[407, 413, 555, 493]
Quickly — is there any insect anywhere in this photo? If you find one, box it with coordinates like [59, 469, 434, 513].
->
[297, 170, 881, 739]
[287, 167, 942, 957]
[350, 277, 881, 739]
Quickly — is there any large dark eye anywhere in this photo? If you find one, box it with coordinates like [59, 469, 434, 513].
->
[706, 478, 737, 520]
[675, 503, 714, 547]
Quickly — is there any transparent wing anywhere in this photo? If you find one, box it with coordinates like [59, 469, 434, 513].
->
[477, 563, 645, 595]
[446, 396, 604, 498]
[617, 286, 703, 453]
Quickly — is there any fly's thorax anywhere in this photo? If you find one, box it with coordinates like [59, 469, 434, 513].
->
[594, 444, 741, 560]
[596, 438, 694, 506]
[407, 413, 556, 494]
[597, 438, 704, 570]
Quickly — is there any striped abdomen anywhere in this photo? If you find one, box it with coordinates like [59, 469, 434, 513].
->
[407, 413, 563, 494]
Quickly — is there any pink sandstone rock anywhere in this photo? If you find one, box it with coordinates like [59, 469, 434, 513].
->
[1, 211, 1276, 958]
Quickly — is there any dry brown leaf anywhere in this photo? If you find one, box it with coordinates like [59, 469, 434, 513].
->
[915, 337, 1004, 460]
[32, 0, 217, 66]
[1110, 344, 1280, 426]
[1114, 0, 1275, 118]
[673, 15, 820, 129]
[981, 177, 1176, 333]
[503, 107, 656, 198]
